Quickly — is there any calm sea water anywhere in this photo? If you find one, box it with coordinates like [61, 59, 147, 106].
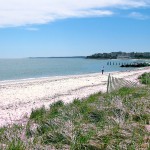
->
[0, 58, 147, 81]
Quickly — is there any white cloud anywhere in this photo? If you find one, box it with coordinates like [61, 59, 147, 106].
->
[25, 27, 39, 31]
[0, 0, 149, 27]
[129, 12, 149, 20]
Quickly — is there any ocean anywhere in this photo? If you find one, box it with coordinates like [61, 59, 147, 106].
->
[0, 58, 146, 81]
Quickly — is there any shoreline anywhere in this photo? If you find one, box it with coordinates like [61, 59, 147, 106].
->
[0, 58, 149, 83]
[0, 67, 142, 84]
[0, 67, 150, 127]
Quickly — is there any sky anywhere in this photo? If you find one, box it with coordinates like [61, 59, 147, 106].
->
[0, 0, 150, 58]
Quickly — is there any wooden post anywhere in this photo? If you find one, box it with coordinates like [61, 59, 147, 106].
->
[148, 74, 150, 87]
[146, 73, 148, 85]
[107, 74, 111, 93]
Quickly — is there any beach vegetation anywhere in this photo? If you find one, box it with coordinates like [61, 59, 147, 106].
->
[0, 73, 150, 149]
[6, 139, 26, 150]
[139, 72, 150, 85]
[30, 106, 46, 122]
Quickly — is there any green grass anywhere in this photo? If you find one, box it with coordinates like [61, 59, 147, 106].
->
[0, 73, 150, 149]
[6, 139, 26, 150]
[139, 72, 150, 85]
[30, 106, 46, 122]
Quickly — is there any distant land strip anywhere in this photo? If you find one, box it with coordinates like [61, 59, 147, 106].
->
[87, 51, 150, 59]
[29, 56, 86, 59]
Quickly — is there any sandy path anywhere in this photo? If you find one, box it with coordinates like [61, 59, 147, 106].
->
[0, 67, 150, 127]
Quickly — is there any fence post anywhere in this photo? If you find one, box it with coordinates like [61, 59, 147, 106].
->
[107, 74, 111, 93]
[148, 73, 150, 87]
[146, 73, 149, 85]
[144, 73, 148, 86]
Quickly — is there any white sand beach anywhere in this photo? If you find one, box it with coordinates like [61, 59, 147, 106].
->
[0, 67, 150, 127]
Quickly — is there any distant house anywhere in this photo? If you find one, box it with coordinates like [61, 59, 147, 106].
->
[111, 52, 118, 58]
[117, 55, 131, 59]
[143, 52, 150, 57]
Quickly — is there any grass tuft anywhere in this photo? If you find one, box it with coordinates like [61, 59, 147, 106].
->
[139, 72, 150, 85]
[6, 139, 26, 150]
[30, 106, 46, 122]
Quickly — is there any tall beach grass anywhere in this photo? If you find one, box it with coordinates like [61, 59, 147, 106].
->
[0, 73, 150, 149]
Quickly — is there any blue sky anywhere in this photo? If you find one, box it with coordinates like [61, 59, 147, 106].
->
[0, 0, 150, 58]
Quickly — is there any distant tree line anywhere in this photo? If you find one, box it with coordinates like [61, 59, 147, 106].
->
[86, 52, 150, 59]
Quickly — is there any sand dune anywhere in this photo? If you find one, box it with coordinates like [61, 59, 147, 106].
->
[0, 67, 150, 127]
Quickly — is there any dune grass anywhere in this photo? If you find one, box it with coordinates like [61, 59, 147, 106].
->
[138, 72, 150, 85]
[0, 73, 150, 149]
